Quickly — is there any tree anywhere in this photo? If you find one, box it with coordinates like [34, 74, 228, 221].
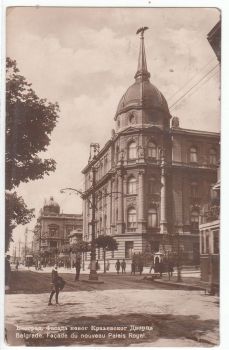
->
[95, 235, 118, 273]
[6, 57, 60, 189]
[5, 57, 60, 251]
[5, 191, 34, 250]
[61, 241, 90, 269]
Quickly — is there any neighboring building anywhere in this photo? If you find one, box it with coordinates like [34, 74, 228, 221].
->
[33, 197, 83, 261]
[82, 30, 220, 267]
[207, 20, 221, 62]
[199, 20, 221, 292]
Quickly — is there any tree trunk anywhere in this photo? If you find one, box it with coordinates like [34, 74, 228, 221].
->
[104, 249, 106, 273]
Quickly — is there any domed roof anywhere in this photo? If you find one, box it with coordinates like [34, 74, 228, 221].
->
[115, 27, 170, 119]
[116, 80, 169, 118]
[43, 196, 60, 214]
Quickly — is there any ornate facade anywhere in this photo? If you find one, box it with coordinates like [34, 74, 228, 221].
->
[33, 197, 83, 254]
[82, 31, 220, 266]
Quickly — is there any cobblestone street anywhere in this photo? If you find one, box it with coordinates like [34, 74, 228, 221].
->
[5, 271, 219, 346]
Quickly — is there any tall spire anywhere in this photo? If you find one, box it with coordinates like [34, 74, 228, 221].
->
[134, 27, 150, 82]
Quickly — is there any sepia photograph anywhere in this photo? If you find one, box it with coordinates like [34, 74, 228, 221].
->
[4, 5, 221, 347]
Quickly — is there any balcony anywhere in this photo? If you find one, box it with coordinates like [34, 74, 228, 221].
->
[201, 204, 220, 223]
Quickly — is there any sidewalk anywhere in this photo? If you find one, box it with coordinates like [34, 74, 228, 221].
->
[147, 274, 212, 293]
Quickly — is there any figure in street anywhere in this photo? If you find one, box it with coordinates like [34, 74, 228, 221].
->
[168, 261, 174, 280]
[131, 260, 136, 275]
[74, 258, 81, 281]
[115, 259, 121, 274]
[48, 266, 65, 305]
[159, 261, 164, 278]
[5, 255, 11, 291]
[121, 259, 126, 274]
[15, 260, 19, 271]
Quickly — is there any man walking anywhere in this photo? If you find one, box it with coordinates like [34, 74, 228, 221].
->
[74, 258, 81, 281]
[115, 259, 121, 274]
[48, 266, 62, 305]
[121, 259, 126, 274]
[131, 260, 136, 275]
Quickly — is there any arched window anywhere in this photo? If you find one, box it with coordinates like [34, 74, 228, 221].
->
[209, 148, 217, 165]
[148, 208, 158, 228]
[149, 177, 156, 194]
[127, 208, 137, 228]
[191, 182, 198, 198]
[190, 210, 199, 230]
[148, 141, 157, 158]
[127, 176, 136, 194]
[128, 141, 137, 159]
[190, 147, 198, 163]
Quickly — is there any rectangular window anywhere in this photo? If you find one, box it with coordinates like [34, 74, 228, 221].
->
[213, 230, 219, 254]
[125, 241, 134, 259]
[206, 235, 209, 254]
[201, 233, 205, 254]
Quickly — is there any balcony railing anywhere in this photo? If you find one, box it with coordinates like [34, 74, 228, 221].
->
[201, 204, 220, 223]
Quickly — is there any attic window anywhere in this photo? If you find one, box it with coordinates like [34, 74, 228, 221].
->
[129, 114, 135, 124]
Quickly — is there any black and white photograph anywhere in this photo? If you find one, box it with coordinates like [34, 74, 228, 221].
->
[4, 5, 221, 347]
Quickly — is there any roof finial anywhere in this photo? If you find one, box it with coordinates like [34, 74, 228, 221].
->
[135, 27, 150, 82]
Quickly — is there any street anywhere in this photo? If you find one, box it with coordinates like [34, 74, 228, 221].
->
[5, 270, 219, 346]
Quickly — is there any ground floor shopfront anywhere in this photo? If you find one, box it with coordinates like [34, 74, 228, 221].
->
[84, 232, 200, 270]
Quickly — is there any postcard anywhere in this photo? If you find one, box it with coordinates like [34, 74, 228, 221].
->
[4, 5, 221, 347]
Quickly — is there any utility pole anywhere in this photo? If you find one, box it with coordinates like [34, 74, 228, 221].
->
[24, 227, 28, 264]
[18, 240, 21, 262]
[89, 165, 98, 280]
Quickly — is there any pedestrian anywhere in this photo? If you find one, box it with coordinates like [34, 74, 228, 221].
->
[121, 259, 126, 274]
[15, 260, 19, 272]
[149, 262, 155, 274]
[74, 258, 81, 281]
[96, 260, 100, 271]
[5, 255, 11, 291]
[131, 260, 136, 275]
[138, 260, 144, 275]
[115, 259, 121, 274]
[48, 266, 65, 306]
[158, 261, 164, 278]
[167, 261, 174, 280]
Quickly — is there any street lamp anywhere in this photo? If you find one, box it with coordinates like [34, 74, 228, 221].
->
[60, 167, 98, 281]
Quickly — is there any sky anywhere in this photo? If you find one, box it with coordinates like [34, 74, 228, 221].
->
[6, 6, 220, 248]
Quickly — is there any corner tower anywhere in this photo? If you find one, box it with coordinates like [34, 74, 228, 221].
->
[115, 27, 171, 132]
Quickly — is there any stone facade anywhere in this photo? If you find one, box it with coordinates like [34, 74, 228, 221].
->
[33, 197, 83, 254]
[82, 31, 220, 267]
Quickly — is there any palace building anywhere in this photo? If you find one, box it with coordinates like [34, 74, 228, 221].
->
[82, 30, 220, 266]
[33, 197, 83, 256]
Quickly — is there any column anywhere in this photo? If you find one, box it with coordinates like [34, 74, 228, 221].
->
[138, 170, 145, 221]
[160, 158, 168, 234]
[117, 170, 124, 234]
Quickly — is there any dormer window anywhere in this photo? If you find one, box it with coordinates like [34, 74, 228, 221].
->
[129, 114, 135, 124]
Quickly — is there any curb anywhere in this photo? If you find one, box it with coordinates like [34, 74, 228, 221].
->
[152, 279, 206, 291]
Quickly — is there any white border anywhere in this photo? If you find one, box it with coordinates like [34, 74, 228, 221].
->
[1, 1, 229, 350]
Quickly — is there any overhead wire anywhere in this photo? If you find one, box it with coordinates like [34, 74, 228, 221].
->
[167, 57, 216, 103]
[169, 63, 219, 111]
[184, 69, 220, 102]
